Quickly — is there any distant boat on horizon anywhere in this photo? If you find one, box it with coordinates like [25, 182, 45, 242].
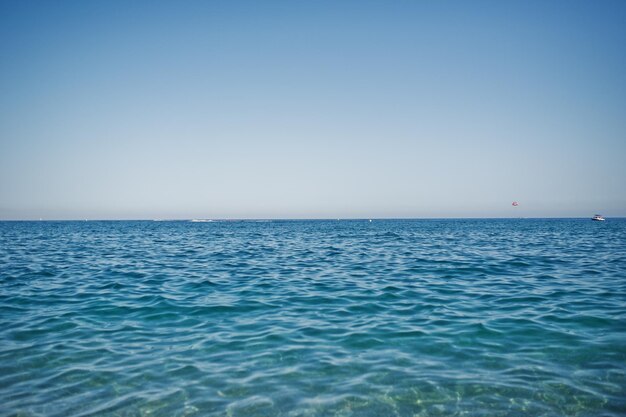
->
[191, 219, 213, 223]
[591, 214, 605, 221]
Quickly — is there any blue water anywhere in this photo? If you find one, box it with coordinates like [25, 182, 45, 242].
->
[1, 219, 625, 417]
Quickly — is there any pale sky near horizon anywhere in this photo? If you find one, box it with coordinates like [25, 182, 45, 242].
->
[1, 0, 625, 219]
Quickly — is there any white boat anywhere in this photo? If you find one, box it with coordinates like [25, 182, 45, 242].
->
[591, 214, 605, 221]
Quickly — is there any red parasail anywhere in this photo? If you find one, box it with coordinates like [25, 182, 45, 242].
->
[512, 201, 519, 206]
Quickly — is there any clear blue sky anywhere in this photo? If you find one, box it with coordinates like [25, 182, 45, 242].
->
[1, 0, 625, 219]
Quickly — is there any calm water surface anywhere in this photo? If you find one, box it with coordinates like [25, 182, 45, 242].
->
[1, 219, 625, 416]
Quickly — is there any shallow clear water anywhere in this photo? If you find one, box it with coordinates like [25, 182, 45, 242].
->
[1, 219, 625, 417]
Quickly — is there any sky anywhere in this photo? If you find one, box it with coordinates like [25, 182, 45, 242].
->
[1, 0, 625, 219]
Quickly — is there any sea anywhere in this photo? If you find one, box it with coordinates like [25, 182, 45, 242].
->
[1, 219, 625, 417]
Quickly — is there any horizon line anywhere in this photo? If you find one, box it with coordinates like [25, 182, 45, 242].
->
[1, 216, 622, 222]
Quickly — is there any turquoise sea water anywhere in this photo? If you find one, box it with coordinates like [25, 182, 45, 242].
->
[1, 219, 625, 417]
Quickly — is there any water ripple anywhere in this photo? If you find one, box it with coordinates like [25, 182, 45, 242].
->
[1, 219, 625, 416]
